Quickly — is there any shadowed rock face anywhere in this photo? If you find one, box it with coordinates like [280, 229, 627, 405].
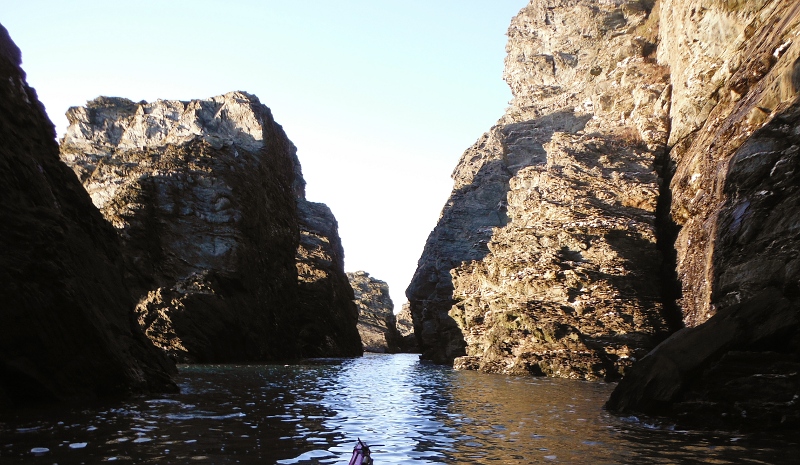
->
[396, 304, 419, 353]
[0, 24, 176, 406]
[60, 92, 361, 362]
[296, 203, 362, 357]
[608, 0, 800, 429]
[347, 271, 401, 353]
[407, 0, 671, 380]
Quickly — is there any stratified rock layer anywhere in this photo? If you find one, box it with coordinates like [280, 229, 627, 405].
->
[408, 0, 671, 380]
[608, 0, 800, 428]
[348, 271, 402, 353]
[60, 92, 361, 362]
[0, 24, 176, 406]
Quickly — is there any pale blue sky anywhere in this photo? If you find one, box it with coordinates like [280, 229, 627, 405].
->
[1, 1, 525, 308]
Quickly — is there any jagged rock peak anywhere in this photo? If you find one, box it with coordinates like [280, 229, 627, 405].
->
[62, 91, 306, 199]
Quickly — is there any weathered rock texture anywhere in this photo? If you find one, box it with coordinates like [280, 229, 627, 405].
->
[0, 24, 176, 406]
[407, 0, 672, 380]
[60, 92, 361, 362]
[347, 271, 402, 353]
[607, 0, 800, 429]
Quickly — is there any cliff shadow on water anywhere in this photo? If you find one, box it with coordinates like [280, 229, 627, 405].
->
[406, 111, 592, 365]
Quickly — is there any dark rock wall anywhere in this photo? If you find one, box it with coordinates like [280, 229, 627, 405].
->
[60, 93, 361, 362]
[608, 0, 800, 429]
[407, 0, 671, 380]
[0, 24, 176, 406]
[297, 202, 362, 357]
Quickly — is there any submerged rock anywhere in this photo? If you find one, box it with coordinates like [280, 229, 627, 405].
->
[347, 271, 402, 353]
[0, 24, 176, 406]
[407, 0, 671, 380]
[60, 92, 360, 362]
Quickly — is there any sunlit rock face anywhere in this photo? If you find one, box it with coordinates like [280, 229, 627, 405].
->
[407, 0, 672, 380]
[60, 92, 361, 362]
[347, 271, 402, 353]
[0, 24, 176, 406]
[608, 0, 800, 429]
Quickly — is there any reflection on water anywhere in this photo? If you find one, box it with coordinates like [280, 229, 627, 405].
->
[0, 353, 797, 464]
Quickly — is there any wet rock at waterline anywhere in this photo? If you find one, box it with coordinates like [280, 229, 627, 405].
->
[0, 24, 176, 406]
[407, 0, 671, 380]
[348, 271, 403, 353]
[60, 92, 361, 362]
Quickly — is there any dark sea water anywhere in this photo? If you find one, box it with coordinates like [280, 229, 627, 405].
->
[0, 353, 797, 464]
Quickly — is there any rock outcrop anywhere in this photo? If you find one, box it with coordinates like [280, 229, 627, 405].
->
[407, 0, 672, 380]
[297, 203, 362, 357]
[607, 0, 800, 429]
[348, 271, 402, 353]
[395, 303, 419, 353]
[0, 24, 176, 406]
[60, 92, 361, 362]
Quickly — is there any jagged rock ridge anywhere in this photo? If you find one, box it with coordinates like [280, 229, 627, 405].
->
[60, 92, 361, 362]
[347, 271, 403, 353]
[0, 24, 176, 406]
[407, 0, 672, 380]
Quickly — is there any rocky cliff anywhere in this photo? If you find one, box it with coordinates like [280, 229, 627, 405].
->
[347, 271, 402, 353]
[410, 0, 800, 428]
[607, 0, 800, 429]
[0, 24, 176, 406]
[407, 0, 672, 380]
[297, 203, 363, 356]
[60, 92, 361, 362]
[396, 303, 419, 353]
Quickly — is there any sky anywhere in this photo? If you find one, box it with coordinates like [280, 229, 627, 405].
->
[1, 0, 525, 310]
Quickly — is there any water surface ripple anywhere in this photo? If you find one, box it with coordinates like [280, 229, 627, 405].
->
[0, 353, 797, 463]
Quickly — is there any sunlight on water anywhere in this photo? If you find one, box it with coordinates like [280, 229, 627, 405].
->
[0, 353, 797, 464]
